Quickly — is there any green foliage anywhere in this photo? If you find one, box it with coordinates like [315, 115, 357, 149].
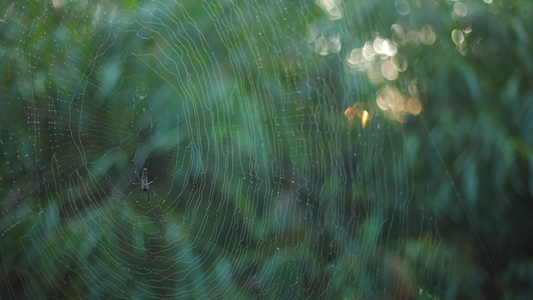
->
[1, 0, 532, 299]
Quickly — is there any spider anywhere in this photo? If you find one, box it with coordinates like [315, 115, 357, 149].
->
[124, 153, 166, 221]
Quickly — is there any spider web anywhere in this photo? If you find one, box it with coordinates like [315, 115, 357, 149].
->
[0, 0, 509, 299]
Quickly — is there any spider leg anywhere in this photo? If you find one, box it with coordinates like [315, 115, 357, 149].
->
[146, 191, 160, 220]
[124, 186, 142, 204]
[146, 176, 158, 185]
[133, 189, 143, 220]
[133, 168, 142, 181]
[148, 189, 166, 203]
[131, 148, 142, 181]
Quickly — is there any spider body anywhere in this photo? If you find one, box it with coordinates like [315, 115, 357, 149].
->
[140, 168, 149, 190]
[124, 156, 165, 221]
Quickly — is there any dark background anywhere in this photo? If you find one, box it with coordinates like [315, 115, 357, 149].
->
[1, 0, 532, 299]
